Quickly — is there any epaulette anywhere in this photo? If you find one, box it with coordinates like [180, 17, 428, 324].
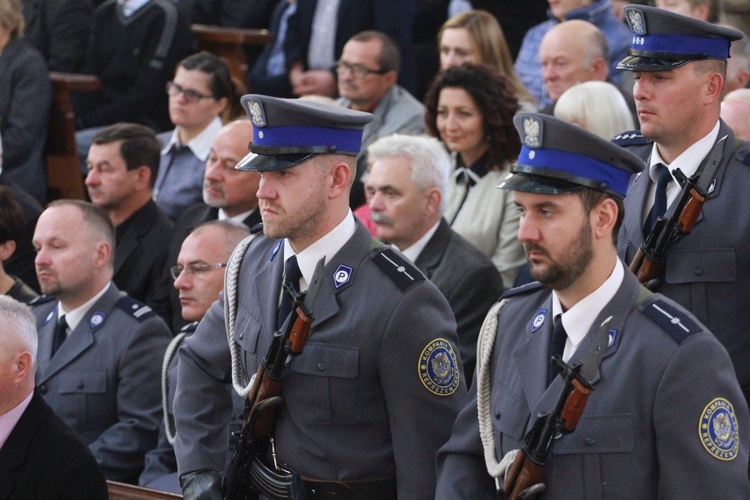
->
[500, 281, 544, 299]
[116, 296, 156, 322]
[642, 298, 700, 344]
[179, 321, 199, 334]
[371, 247, 424, 292]
[611, 131, 653, 147]
[28, 295, 55, 307]
[249, 222, 264, 235]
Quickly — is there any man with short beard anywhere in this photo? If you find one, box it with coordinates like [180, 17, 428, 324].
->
[163, 120, 261, 330]
[30, 200, 171, 483]
[436, 113, 750, 497]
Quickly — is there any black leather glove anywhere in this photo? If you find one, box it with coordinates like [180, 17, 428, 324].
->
[180, 470, 224, 500]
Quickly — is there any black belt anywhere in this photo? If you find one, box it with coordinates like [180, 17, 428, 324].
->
[249, 456, 397, 499]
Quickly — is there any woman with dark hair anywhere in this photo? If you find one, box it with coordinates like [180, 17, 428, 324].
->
[154, 51, 244, 221]
[424, 63, 525, 288]
[0, 186, 37, 303]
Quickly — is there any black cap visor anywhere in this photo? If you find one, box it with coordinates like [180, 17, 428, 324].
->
[236, 151, 317, 172]
[616, 50, 699, 72]
[497, 172, 585, 195]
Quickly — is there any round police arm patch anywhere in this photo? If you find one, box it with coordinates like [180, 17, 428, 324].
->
[699, 398, 740, 461]
[418, 339, 460, 396]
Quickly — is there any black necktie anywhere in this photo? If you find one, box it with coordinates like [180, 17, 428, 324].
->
[645, 164, 671, 234]
[548, 315, 567, 386]
[52, 316, 68, 357]
[277, 256, 302, 329]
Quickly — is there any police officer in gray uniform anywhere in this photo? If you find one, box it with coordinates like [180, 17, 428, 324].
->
[613, 6, 750, 403]
[31, 200, 171, 483]
[435, 113, 750, 498]
[174, 95, 466, 498]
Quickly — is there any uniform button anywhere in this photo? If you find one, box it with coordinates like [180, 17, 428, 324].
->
[585, 437, 596, 446]
[77, 382, 85, 389]
[39, 384, 48, 395]
[317, 363, 326, 371]
[495, 411, 501, 420]
[694, 265, 704, 276]
[239, 331, 244, 339]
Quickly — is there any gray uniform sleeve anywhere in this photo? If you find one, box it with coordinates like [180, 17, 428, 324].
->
[174, 292, 235, 475]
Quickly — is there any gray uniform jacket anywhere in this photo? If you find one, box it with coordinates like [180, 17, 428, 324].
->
[616, 121, 750, 402]
[174, 221, 467, 498]
[414, 217, 505, 382]
[32, 283, 172, 483]
[436, 270, 750, 498]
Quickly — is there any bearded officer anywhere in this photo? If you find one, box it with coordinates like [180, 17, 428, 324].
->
[174, 95, 466, 499]
[435, 113, 750, 498]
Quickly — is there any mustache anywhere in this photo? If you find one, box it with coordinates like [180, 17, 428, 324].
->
[370, 212, 395, 227]
[523, 242, 549, 256]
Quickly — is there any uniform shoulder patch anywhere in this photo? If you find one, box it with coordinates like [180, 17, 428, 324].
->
[643, 298, 700, 344]
[419, 338, 460, 396]
[611, 130, 652, 147]
[116, 296, 156, 322]
[371, 248, 424, 292]
[501, 281, 544, 299]
[699, 398, 740, 461]
[28, 295, 55, 307]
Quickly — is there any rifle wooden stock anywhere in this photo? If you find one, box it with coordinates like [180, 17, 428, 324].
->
[503, 451, 545, 500]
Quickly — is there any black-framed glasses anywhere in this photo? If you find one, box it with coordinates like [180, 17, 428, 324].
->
[170, 263, 227, 280]
[166, 81, 214, 104]
[335, 60, 389, 79]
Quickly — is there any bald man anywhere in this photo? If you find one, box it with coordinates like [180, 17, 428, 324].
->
[722, 89, 750, 140]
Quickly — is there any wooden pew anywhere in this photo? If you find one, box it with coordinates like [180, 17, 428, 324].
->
[191, 24, 273, 82]
[107, 480, 183, 499]
[45, 72, 100, 202]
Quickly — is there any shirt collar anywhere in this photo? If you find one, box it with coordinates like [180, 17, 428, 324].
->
[119, 0, 150, 17]
[0, 391, 33, 450]
[282, 210, 357, 291]
[649, 120, 720, 181]
[161, 117, 223, 162]
[57, 282, 111, 332]
[396, 220, 440, 263]
[219, 207, 257, 224]
[551, 258, 623, 361]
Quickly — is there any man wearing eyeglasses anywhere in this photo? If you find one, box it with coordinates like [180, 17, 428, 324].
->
[335, 30, 425, 208]
[85, 123, 173, 322]
[140, 220, 250, 492]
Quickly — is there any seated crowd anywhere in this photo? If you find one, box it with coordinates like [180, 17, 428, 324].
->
[0, 0, 748, 496]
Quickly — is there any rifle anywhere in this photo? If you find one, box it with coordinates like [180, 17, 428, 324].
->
[224, 258, 326, 500]
[629, 135, 727, 284]
[501, 317, 612, 500]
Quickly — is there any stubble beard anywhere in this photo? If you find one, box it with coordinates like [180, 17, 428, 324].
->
[526, 220, 593, 291]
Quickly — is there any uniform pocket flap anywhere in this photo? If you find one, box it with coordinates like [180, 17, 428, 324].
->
[492, 386, 529, 441]
[665, 248, 736, 284]
[233, 308, 261, 354]
[553, 414, 633, 454]
[59, 371, 107, 394]
[290, 342, 359, 378]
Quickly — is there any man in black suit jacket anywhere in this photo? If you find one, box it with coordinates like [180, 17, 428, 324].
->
[165, 120, 261, 330]
[285, 0, 417, 96]
[366, 134, 504, 381]
[85, 123, 173, 321]
[0, 295, 107, 499]
[21, 0, 93, 72]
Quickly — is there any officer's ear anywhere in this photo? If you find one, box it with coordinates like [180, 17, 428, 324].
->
[11, 351, 33, 384]
[424, 187, 441, 217]
[134, 165, 152, 191]
[591, 197, 618, 242]
[327, 158, 353, 200]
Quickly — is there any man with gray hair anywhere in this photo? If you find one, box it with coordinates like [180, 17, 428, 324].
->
[0, 295, 107, 498]
[722, 89, 750, 140]
[366, 134, 504, 380]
